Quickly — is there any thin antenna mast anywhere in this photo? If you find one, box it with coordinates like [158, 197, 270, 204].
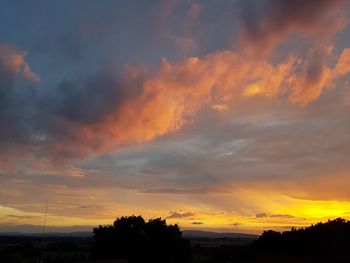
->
[42, 201, 48, 234]
[38, 200, 48, 263]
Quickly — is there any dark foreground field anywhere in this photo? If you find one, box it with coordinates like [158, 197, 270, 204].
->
[1, 218, 350, 263]
[0, 234, 255, 263]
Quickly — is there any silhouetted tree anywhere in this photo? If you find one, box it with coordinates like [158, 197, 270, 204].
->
[91, 215, 190, 263]
[251, 218, 350, 262]
[210, 218, 350, 263]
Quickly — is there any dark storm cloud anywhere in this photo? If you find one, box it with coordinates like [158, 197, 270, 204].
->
[42, 69, 143, 124]
[0, 44, 143, 161]
[239, 0, 347, 51]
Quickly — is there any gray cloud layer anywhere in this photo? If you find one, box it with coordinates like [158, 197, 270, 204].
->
[0, 0, 348, 164]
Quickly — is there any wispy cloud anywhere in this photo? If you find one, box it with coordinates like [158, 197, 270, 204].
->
[167, 211, 195, 219]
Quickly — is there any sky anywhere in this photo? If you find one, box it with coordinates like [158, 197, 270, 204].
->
[0, 0, 350, 234]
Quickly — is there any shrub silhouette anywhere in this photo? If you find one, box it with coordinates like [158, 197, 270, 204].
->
[91, 215, 190, 263]
[250, 218, 350, 262]
[255, 218, 350, 254]
[211, 218, 350, 263]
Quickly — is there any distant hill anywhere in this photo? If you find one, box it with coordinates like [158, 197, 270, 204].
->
[0, 231, 93, 237]
[183, 230, 258, 239]
[0, 230, 257, 239]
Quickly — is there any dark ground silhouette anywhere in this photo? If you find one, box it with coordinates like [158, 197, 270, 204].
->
[209, 218, 350, 263]
[91, 215, 190, 263]
[1, 217, 350, 262]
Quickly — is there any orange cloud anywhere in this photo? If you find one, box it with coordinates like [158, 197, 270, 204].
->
[45, 45, 350, 160]
[288, 47, 350, 105]
[334, 48, 350, 75]
[42, 0, 349, 161]
[0, 42, 349, 166]
[44, 52, 291, 157]
[0, 43, 39, 82]
[1, 0, 350, 165]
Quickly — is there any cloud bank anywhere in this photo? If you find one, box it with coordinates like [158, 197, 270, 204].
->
[1, 0, 349, 166]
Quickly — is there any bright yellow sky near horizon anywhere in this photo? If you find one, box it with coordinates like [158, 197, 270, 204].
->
[2, 182, 350, 234]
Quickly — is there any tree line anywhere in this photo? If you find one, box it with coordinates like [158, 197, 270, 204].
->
[92, 217, 350, 263]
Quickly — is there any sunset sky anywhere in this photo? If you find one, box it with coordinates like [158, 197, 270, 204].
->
[1, 0, 350, 234]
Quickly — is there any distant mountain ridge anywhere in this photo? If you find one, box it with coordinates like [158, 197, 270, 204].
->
[0, 230, 258, 239]
[182, 230, 258, 239]
[0, 231, 93, 237]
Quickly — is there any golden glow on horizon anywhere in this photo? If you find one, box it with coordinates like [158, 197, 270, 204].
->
[2, 187, 350, 234]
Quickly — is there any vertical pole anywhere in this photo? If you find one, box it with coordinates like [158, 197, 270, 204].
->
[39, 200, 48, 263]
